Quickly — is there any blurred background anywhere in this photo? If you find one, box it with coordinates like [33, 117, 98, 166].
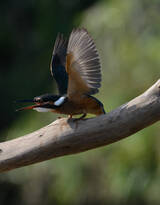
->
[0, 0, 160, 204]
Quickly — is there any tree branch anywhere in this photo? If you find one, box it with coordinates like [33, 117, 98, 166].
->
[0, 80, 160, 172]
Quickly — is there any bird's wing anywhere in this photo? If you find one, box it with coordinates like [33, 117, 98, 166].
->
[50, 33, 68, 95]
[66, 28, 101, 99]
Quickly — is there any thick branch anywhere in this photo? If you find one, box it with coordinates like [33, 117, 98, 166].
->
[0, 80, 160, 172]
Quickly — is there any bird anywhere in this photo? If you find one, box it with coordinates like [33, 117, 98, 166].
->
[16, 28, 105, 119]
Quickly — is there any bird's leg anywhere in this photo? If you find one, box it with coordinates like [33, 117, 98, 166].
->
[71, 113, 86, 129]
[73, 113, 86, 121]
[79, 113, 87, 120]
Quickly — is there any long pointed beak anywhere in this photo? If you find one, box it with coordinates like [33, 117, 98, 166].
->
[15, 99, 37, 112]
[16, 104, 39, 112]
[15, 99, 51, 112]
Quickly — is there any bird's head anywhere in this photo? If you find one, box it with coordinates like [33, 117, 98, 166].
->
[16, 94, 67, 112]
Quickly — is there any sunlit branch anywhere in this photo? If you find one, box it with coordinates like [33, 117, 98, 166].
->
[0, 79, 160, 173]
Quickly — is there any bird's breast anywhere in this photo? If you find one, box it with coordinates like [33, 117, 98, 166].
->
[51, 95, 105, 116]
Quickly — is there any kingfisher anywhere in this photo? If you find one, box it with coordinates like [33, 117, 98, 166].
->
[16, 28, 105, 119]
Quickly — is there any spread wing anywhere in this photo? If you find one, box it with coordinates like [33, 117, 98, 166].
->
[50, 33, 68, 95]
[66, 28, 101, 99]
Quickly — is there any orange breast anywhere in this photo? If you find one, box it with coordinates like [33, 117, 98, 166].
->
[51, 95, 105, 116]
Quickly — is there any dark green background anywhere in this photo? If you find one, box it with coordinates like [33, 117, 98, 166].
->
[0, 0, 160, 204]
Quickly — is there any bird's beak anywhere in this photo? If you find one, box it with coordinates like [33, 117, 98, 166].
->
[16, 104, 39, 111]
[15, 99, 44, 111]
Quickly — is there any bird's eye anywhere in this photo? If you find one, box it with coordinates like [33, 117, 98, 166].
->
[34, 97, 42, 103]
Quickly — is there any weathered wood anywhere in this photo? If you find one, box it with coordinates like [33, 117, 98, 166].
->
[0, 79, 160, 172]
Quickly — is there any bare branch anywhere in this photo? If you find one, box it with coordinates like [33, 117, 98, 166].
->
[0, 80, 160, 172]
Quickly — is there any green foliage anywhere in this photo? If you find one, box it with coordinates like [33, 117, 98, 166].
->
[1, 0, 160, 204]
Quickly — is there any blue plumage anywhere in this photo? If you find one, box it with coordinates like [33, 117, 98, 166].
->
[52, 54, 68, 95]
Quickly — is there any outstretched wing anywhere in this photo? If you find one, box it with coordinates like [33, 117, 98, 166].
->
[66, 28, 101, 99]
[50, 33, 68, 95]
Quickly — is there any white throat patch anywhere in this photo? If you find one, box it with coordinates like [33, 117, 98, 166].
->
[54, 96, 66, 106]
[33, 107, 51, 112]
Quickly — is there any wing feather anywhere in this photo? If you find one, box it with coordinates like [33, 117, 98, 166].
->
[50, 33, 68, 95]
[66, 28, 102, 98]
